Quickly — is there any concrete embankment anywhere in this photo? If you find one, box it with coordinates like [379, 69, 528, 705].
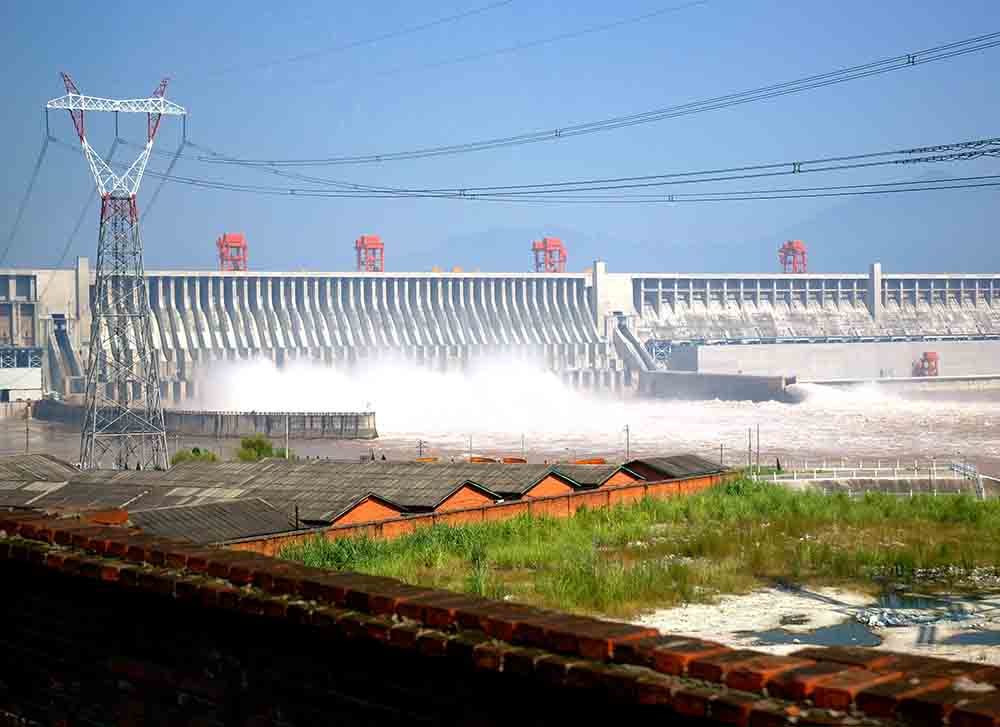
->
[32, 400, 378, 440]
[803, 374, 1000, 393]
[637, 370, 794, 402]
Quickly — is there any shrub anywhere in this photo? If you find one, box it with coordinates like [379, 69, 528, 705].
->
[236, 435, 274, 462]
[170, 446, 218, 466]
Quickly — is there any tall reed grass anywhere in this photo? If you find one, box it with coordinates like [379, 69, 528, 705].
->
[281, 480, 1000, 617]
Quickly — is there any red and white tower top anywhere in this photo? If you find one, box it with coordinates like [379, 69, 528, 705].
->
[47, 73, 186, 199]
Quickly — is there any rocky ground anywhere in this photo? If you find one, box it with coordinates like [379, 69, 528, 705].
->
[631, 586, 1000, 664]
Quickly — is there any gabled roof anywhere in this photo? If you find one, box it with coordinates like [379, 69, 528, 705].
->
[548, 464, 622, 488]
[1, 455, 718, 531]
[319, 492, 403, 523]
[129, 498, 298, 545]
[625, 454, 725, 480]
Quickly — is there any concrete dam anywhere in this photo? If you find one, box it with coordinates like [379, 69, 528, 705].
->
[2, 257, 999, 403]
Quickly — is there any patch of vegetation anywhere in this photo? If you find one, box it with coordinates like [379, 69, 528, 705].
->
[170, 446, 219, 466]
[281, 479, 1000, 617]
[234, 435, 295, 462]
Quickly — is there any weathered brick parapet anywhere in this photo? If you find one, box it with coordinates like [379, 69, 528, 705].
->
[2, 510, 1000, 726]
[228, 472, 727, 556]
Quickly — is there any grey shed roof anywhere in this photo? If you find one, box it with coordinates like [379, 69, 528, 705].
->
[61, 460, 509, 522]
[549, 465, 621, 488]
[129, 498, 299, 545]
[626, 454, 725, 480]
[0, 454, 78, 481]
[2, 455, 711, 529]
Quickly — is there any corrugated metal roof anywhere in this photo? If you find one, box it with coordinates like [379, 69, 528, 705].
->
[0, 454, 78, 481]
[626, 454, 725, 479]
[129, 498, 299, 544]
[549, 465, 620, 487]
[1, 455, 717, 528]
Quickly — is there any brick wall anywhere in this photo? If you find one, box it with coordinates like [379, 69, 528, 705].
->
[436, 484, 497, 512]
[2, 511, 999, 726]
[523, 474, 575, 499]
[228, 473, 728, 556]
[335, 495, 403, 526]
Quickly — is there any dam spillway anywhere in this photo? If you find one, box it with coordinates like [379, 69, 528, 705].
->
[3, 258, 999, 404]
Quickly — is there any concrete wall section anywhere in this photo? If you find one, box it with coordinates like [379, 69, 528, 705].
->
[633, 272, 1000, 344]
[11, 259, 1000, 402]
[637, 370, 792, 401]
[33, 400, 379, 440]
[690, 340, 1000, 379]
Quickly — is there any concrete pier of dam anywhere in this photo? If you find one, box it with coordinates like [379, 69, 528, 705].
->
[1, 257, 997, 403]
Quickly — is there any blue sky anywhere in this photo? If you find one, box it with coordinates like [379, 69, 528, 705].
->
[2, 0, 998, 274]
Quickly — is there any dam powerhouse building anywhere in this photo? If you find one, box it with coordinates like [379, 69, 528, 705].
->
[0, 257, 998, 403]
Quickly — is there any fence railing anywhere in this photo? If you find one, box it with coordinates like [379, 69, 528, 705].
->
[750, 459, 989, 500]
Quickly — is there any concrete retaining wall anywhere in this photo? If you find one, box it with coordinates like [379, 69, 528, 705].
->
[636, 370, 793, 402]
[33, 400, 378, 440]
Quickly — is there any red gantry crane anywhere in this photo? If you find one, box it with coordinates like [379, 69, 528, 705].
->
[532, 237, 567, 273]
[355, 235, 384, 272]
[779, 239, 808, 273]
[217, 233, 249, 271]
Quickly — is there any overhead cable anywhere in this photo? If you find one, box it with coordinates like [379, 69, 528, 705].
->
[202, 0, 516, 79]
[72, 134, 1000, 200]
[1, 135, 50, 266]
[186, 31, 1000, 166]
[350, 0, 709, 84]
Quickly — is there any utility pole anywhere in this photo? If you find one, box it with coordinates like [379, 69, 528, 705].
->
[468, 434, 472, 462]
[521, 433, 525, 460]
[747, 427, 752, 469]
[285, 414, 290, 460]
[719, 443, 724, 467]
[417, 439, 426, 458]
[24, 399, 30, 454]
[624, 424, 630, 461]
[756, 423, 760, 474]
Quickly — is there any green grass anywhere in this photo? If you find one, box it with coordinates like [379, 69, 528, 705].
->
[280, 479, 1000, 618]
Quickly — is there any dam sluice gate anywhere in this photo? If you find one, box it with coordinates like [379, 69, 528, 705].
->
[7, 258, 1000, 404]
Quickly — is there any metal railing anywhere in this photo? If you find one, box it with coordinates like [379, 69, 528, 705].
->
[750, 459, 990, 500]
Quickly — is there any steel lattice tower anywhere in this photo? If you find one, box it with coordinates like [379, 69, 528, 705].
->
[47, 74, 186, 470]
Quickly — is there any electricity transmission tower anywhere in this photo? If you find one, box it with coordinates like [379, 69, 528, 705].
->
[47, 73, 186, 470]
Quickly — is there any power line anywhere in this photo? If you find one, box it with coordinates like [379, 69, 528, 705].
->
[81, 134, 1000, 197]
[348, 137, 1000, 196]
[1, 134, 50, 267]
[51, 134, 1000, 204]
[443, 176, 1000, 203]
[184, 31, 1000, 166]
[202, 0, 516, 79]
[141, 140, 187, 223]
[346, 0, 709, 85]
